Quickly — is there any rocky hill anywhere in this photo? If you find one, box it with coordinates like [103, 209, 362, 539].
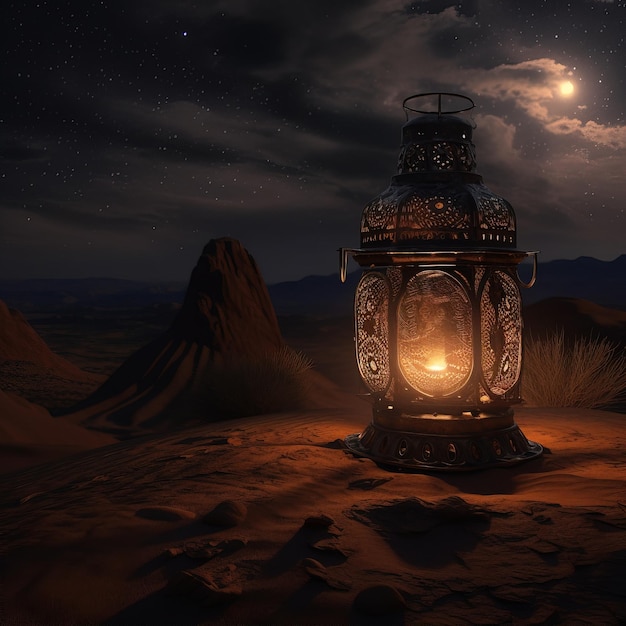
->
[61, 238, 358, 438]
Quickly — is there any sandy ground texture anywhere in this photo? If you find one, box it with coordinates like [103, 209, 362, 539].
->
[1, 406, 625, 625]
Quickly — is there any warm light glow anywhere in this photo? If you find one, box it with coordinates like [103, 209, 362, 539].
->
[426, 350, 447, 372]
[559, 80, 574, 96]
[426, 361, 447, 372]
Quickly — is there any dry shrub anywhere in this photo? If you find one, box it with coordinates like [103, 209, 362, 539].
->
[195, 345, 314, 419]
[522, 331, 626, 409]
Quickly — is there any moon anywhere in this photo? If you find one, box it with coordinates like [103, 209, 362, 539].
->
[559, 80, 574, 96]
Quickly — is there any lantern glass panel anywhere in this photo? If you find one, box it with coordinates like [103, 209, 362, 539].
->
[398, 270, 473, 397]
[355, 272, 391, 393]
[480, 270, 522, 395]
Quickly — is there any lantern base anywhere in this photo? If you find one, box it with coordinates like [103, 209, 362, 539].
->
[345, 413, 542, 472]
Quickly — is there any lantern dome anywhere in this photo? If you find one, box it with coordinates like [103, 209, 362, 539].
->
[360, 93, 517, 251]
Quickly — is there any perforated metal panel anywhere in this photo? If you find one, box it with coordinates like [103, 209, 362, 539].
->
[355, 272, 391, 394]
[480, 270, 522, 395]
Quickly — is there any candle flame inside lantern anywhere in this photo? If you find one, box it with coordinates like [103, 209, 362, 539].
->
[426, 351, 447, 371]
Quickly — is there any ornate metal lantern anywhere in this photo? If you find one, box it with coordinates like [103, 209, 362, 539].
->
[340, 93, 543, 471]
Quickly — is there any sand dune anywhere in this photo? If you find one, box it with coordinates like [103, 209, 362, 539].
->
[0, 298, 105, 411]
[0, 300, 78, 373]
[0, 389, 116, 473]
[524, 297, 626, 345]
[1, 407, 624, 624]
[0, 300, 115, 471]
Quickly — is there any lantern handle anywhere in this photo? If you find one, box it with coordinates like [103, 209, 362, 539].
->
[517, 252, 538, 289]
[403, 92, 475, 119]
[339, 247, 352, 283]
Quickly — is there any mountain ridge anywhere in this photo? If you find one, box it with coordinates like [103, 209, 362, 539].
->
[0, 255, 623, 315]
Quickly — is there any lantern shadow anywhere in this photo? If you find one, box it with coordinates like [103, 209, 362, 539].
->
[104, 585, 229, 625]
[436, 459, 548, 496]
[346, 496, 492, 569]
[381, 520, 487, 569]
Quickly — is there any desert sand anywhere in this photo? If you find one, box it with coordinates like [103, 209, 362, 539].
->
[1, 239, 625, 624]
[1, 404, 625, 625]
[0, 390, 116, 474]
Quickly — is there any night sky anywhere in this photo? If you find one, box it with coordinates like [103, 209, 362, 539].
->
[2, 0, 625, 285]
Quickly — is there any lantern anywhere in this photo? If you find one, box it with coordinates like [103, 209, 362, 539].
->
[340, 93, 543, 471]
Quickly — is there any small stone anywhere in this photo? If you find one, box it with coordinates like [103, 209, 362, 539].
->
[219, 538, 248, 554]
[165, 547, 184, 558]
[183, 538, 248, 560]
[301, 558, 351, 591]
[135, 506, 197, 521]
[310, 539, 351, 558]
[184, 543, 221, 560]
[168, 569, 241, 606]
[303, 514, 335, 528]
[528, 539, 560, 555]
[353, 584, 406, 616]
[348, 477, 393, 491]
[203, 500, 247, 527]
[302, 557, 326, 578]
[490, 584, 536, 604]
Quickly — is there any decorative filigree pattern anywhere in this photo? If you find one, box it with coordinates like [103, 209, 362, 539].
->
[386, 267, 403, 298]
[401, 193, 471, 232]
[362, 197, 396, 230]
[398, 141, 477, 174]
[360, 182, 517, 247]
[399, 143, 427, 172]
[355, 273, 391, 393]
[430, 141, 456, 169]
[397, 270, 472, 397]
[480, 270, 522, 395]
[361, 198, 397, 245]
[457, 143, 476, 171]
[473, 190, 515, 230]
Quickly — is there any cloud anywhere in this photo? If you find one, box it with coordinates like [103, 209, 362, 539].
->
[2, 0, 624, 282]
[461, 58, 571, 119]
[545, 117, 626, 149]
[452, 57, 626, 151]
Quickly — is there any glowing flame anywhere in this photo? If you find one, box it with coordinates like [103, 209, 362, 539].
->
[426, 349, 447, 372]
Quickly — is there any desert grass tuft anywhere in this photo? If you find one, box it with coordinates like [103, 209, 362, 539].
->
[522, 330, 626, 409]
[194, 345, 314, 418]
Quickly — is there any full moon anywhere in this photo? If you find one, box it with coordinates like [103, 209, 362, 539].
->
[559, 80, 575, 96]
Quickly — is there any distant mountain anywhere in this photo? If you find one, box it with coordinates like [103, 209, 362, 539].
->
[0, 277, 187, 312]
[0, 255, 623, 316]
[520, 255, 626, 310]
[268, 255, 626, 316]
[268, 271, 360, 316]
